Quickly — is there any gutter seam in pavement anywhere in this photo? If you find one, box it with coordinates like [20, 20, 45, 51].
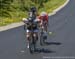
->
[0, 0, 70, 32]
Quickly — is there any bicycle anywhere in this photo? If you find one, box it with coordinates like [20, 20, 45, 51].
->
[28, 23, 38, 54]
[40, 21, 48, 46]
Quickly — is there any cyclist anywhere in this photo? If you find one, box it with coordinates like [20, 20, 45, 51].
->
[38, 11, 48, 32]
[22, 7, 40, 48]
[37, 12, 49, 45]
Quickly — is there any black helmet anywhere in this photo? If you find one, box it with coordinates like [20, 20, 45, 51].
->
[28, 6, 37, 20]
[30, 6, 37, 13]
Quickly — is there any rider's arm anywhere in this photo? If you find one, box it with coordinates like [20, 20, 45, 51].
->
[22, 18, 28, 25]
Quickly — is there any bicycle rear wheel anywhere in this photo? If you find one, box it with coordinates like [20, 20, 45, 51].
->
[40, 29, 47, 46]
[29, 38, 34, 54]
[40, 31, 44, 46]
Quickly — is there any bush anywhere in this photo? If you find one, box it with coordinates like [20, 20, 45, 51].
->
[0, 0, 66, 26]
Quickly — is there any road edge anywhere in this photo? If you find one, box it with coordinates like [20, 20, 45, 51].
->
[48, 0, 70, 16]
[0, 0, 70, 32]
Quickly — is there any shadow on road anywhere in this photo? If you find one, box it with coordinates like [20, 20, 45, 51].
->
[34, 48, 55, 54]
[44, 41, 62, 46]
[33, 41, 61, 54]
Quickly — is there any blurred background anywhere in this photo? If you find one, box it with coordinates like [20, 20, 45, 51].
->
[0, 0, 66, 26]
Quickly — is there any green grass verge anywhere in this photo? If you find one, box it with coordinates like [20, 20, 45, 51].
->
[39, 0, 66, 13]
[0, 0, 66, 26]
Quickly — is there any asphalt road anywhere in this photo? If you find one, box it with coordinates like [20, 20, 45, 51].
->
[0, 0, 75, 59]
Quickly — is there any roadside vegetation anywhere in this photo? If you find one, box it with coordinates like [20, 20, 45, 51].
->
[0, 0, 66, 26]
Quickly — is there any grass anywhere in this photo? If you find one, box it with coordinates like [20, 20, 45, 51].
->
[39, 0, 66, 13]
[0, 0, 66, 26]
[0, 11, 27, 26]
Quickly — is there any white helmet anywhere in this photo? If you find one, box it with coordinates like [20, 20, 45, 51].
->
[40, 11, 47, 16]
[22, 18, 27, 21]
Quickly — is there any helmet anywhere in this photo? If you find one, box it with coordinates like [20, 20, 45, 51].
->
[40, 11, 47, 16]
[28, 6, 37, 19]
[30, 6, 37, 13]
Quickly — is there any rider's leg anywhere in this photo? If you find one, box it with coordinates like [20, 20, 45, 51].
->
[33, 29, 38, 41]
[44, 21, 48, 32]
[26, 30, 31, 40]
[45, 25, 47, 32]
[33, 29, 38, 50]
[26, 30, 31, 48]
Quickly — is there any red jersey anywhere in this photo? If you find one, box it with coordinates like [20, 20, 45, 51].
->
[38, 15, 48, 22]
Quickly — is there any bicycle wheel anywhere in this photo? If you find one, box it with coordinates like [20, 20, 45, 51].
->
[29, 38, 34, 54]
[40, 30, 44, 46]
[29, 35, 36, 54]
[40, 29, 47, 46]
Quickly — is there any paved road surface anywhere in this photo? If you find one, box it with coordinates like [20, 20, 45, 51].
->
[0, 0, 75, 59]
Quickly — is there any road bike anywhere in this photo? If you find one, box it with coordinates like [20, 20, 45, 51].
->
[40, 21, 48, 46]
